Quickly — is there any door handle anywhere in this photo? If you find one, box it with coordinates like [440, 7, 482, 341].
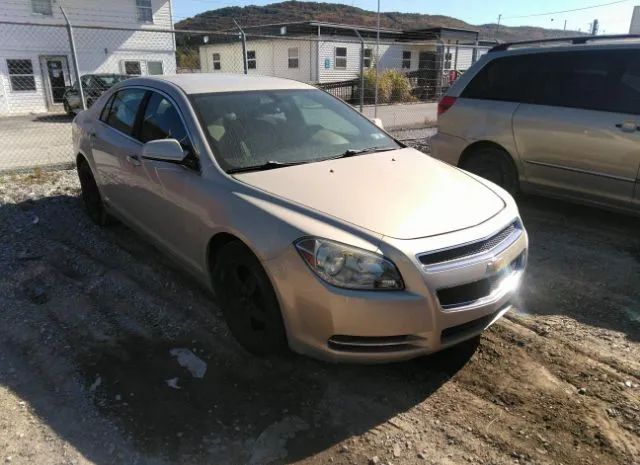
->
[615, 121, 639, 132]
[126, 155, 141, 166]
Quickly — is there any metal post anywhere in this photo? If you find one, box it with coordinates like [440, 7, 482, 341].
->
[354, 29, 365, 112]
[496, 14, 502, 36]
[233, 19, 248, 74]
[374, 0, 380, 117]
[59, 4, 86, 110]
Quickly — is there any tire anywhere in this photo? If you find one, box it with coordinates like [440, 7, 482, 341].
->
[77, 159, 112, 226]
[212, 241, 288, 356]
[459, 147, 519, 196]
[63, 100, 73, 116]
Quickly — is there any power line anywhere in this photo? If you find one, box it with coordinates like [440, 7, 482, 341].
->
[502, 0, 632, 20]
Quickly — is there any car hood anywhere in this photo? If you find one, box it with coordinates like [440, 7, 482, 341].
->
[234, 148, 505, 240]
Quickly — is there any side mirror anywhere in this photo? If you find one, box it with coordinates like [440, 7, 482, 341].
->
[141, 139, 185, 163]
[372, 117, 384, 129]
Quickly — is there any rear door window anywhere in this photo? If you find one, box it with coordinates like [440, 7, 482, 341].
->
[139, 92, 192, 152]
[104, 88, 146, 136]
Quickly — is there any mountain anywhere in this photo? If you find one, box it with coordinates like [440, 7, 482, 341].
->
[175, 1, 583, 42]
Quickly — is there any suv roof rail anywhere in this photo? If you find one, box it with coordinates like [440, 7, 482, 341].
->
[489, 34, 640, 52]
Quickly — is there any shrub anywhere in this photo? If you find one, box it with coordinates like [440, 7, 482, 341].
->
[358, 68, 415, 104]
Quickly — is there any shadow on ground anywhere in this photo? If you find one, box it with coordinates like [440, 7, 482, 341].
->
[0, 193, 478, 465]
[517, 194, 640, 341]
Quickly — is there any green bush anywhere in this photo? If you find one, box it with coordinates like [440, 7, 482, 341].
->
[358, 68, 415, 104]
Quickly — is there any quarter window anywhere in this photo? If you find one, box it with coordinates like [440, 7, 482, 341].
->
[212, 53, 221, 71]
[363, 48, 372, 68]
[247, 50, 257, 70]
[7, 59, 36, 92]
[105, 89, 146, 136]
[288, 47, 299, 69]
[136, 0, 153, 23]
[335, 47, 347, 69]
[31, 0, 52, 15]
[402, 51, 411, 69]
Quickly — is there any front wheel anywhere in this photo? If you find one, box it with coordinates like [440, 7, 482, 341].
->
[459, 147, 519, 196]
[63, 100, 73, 116]
[212, 242, 288, 356]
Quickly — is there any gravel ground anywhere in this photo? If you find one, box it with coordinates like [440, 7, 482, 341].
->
[0, 169, 639, 465]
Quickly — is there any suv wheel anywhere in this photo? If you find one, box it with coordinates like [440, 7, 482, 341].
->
[77, 159, 112, 226]
[213, 241, 288, 356]
[459, 147, 519, 195]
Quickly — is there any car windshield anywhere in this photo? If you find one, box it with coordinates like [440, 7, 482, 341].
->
[93, 75, 128, 87]
[191, 89, 400, 173]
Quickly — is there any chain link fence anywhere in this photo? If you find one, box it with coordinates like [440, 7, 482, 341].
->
[0, 19, 490, 173]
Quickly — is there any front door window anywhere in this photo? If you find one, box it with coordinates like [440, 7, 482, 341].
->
[46, 59, 66, 103]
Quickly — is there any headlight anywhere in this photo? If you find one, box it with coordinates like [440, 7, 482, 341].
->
[295, 238, 404, 290]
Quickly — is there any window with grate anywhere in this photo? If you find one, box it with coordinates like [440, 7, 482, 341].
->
[212, 53, 221, 71]
[335, 47, 347, 69]
[32, 0, 52, 15]
[136, 0, 153, 23]
[363, 48, 372, 68]
[7, 59, 36, 92]
[402, 51, 411, 69]
[247, 50, 257, 69]
[288, 47, 299, 69]
[123, 60, 142, 75]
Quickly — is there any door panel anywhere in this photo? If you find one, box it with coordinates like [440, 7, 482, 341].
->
[90, 88, 147, 225]
[514, 105, 638, 205]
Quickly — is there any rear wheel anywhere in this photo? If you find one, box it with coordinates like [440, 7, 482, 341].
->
[212, 241, 288, 356]
[459, 147, 519, 196]
[77, 159, 112, 226]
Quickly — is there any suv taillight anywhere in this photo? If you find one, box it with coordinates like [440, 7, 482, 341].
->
[438, 96, 457, 117]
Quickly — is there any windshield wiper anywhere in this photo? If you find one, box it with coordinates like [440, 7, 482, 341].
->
[227, 160, 309, 174]
[330, 146, 397, 160]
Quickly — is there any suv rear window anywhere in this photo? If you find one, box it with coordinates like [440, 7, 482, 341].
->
[463, 49, 640, 115]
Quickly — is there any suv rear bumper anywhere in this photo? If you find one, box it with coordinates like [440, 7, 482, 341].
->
[430, 132, 467, 166]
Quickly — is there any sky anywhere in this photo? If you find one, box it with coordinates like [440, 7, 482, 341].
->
[172, 0, 638, 34]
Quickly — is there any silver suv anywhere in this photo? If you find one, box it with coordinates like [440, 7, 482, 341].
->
[431, 36, 640, 215]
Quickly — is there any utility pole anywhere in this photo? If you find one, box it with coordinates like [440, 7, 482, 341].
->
[591, 18, 599, 35]
[563, 19, 567, 30]
[59, 4, 86, 111]
[496, 14, 502, 35]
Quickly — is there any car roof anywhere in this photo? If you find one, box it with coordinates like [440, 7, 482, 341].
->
[488, 38, 640, 57]
[123, 73, 315, 95]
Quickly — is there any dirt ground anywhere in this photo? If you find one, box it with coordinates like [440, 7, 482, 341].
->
[0, 170, 638, 465]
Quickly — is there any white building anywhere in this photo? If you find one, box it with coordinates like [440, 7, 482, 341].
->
[631, 6, 640, 33]
[0, 0, 176, 115]
[198, 22, 488, 98]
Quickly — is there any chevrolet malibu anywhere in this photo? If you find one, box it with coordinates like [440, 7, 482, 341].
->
[72, 74, 528, 362]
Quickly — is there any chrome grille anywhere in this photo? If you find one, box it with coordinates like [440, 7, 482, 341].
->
[419, 222, 518, 266]
[328, 335, 422, 353]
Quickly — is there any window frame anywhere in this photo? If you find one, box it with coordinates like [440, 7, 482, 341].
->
[288, 47, 299, 69]
[31, 0, 52, 16]
[136, 0, 153, 23]
[102, 88, 148, 138]
[247, 50, 257, 70]
[335, 47, 347, 69]
[6, 59, 36, 92]
[402, 51, 411, 69]
[212, 53, 221, 71]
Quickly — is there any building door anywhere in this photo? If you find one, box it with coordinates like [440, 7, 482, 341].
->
[417, 52, 437, 100]
[40, 56, 70, 110]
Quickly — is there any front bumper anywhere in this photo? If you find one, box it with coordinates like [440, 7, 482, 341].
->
[264, 218, 528, 363]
